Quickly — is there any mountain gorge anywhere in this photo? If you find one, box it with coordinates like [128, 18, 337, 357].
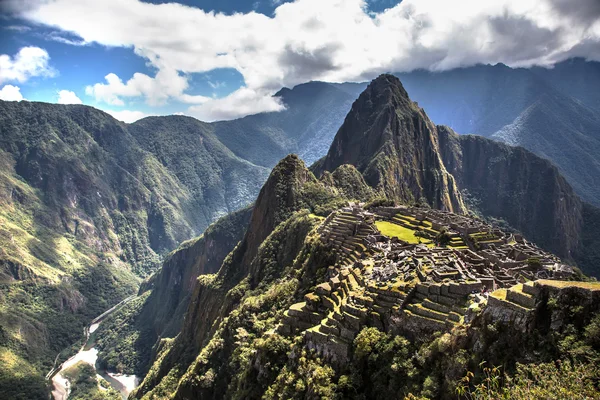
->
[0, 82, 364, 399]
[114, 74, 600, 400]
[0, 101, 269, 398]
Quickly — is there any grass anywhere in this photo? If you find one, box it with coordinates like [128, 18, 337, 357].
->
[490, 289, 507, 300]
[536, 280, 600, 290]
[375, 221, 432, 245]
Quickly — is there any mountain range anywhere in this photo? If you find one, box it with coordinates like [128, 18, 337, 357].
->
[2, 59, 600, 399]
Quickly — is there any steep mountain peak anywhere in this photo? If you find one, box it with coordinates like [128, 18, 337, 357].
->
[235, 154, 315, 272]
[365, 73, 412, 107]
[314, 75, 465, 213]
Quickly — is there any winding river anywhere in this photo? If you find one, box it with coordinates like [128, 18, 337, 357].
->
[47, 296, 140, 400]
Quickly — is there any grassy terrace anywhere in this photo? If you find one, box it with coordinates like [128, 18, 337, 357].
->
[536, 280, 600, 290]
[375, 221, 432, 245]
[490, 288, 507, 300]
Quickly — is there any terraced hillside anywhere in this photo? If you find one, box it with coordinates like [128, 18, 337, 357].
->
[277, 203, 578, 359]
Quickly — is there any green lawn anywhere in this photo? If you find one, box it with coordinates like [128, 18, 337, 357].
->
[375, 221, 431, 245]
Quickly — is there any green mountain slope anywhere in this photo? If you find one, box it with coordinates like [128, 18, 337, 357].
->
[0, 101, 268, 398]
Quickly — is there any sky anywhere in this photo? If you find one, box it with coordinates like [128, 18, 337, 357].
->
[0, 0, 599, 123]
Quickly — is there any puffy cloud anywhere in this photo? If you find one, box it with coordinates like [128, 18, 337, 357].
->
[0, 85, 25, 101]
[188, 87, 285, 122]
[14, 0, 600, 120]
[85, 67, 209, 106]
[0, 46, 56, 84]
[57, 90, 82, 104]
[103, 109, 148, 123]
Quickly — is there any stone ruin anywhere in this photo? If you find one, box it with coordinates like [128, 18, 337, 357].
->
[274, 204, 577, 362]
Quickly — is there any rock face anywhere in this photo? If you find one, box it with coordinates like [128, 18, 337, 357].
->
[438, 128, 584, 261]
[315, 74, 465, 213]
[137, 206, 252, 340]
[396, 60, 600, 207]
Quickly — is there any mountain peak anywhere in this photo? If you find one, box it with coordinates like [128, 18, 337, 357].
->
[236, 153, 315, 270]
[370, 73, 410, 97]
[314, 75, 465, 213]
[356, 74, 413, 115]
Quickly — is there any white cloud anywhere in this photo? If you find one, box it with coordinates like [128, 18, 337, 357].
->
[188, 87, 285, 121]
[15, 0, 600, 120]
[85, 67, 210, 106]
[57, 90, 82, 104]
[103, 109, 148, 123]
[0, 85, 25, 101]
[0, 46, 55, 84]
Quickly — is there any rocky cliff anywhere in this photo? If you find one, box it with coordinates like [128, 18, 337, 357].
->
[438, 127, 583, 261]
[314, 74, 465, 213]
[137, 206, 253, 340]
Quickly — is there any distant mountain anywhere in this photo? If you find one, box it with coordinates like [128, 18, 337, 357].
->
[213, 81, 365, 167]
[531, 58, 600, 114]
[216, 59, 600, 207]
[491, 89, 600, 205]
[396, 60, 600, 207]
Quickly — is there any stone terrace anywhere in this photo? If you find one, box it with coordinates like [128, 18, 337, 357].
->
[276, 204, 577, 362]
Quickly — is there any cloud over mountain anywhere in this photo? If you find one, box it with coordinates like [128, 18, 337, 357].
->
[57, 90, 82, 104]
[8, 0, 600, 120]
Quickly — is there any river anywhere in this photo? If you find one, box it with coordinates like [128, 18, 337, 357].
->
[47, 295, 140, 400]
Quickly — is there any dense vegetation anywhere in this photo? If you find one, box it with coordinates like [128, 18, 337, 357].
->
[3, 59, 600, 399]
[125, 74, 600, 400]
[95, 292, 154, 376]
[130, 196, 600, 399]
[62, 362, 121, 400]
[0, 100, 267, 398]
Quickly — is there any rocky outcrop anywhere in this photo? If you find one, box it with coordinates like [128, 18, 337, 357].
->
[481, 280, 600, 334]
[313, 74, 465, 213]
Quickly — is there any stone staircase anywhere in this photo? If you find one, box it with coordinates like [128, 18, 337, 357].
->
[400, 282, 480, 330]
[321, 210, 376, 266]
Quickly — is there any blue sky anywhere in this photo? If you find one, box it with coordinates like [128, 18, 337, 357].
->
[0, 0, 598, 122]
